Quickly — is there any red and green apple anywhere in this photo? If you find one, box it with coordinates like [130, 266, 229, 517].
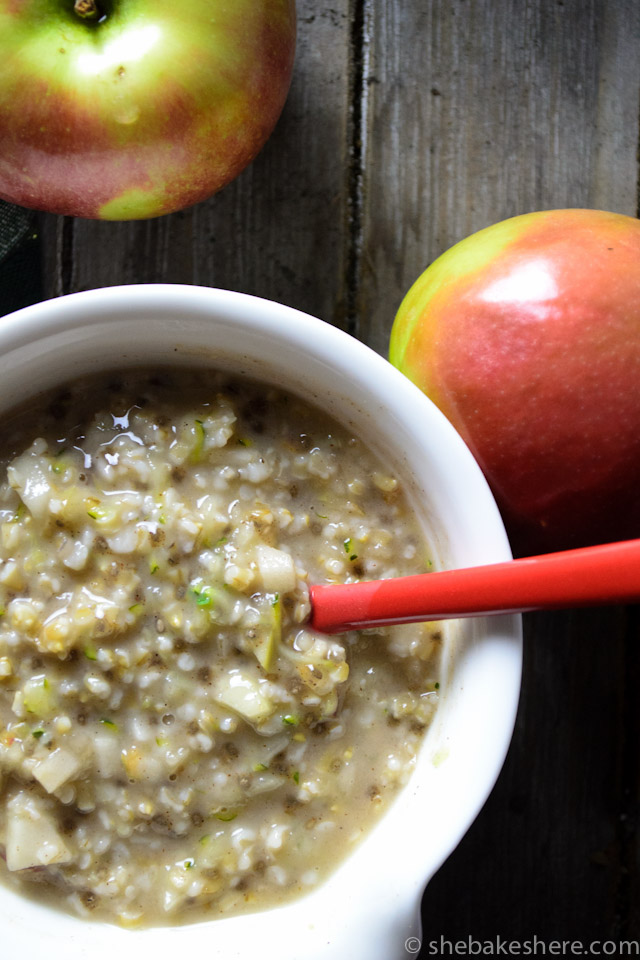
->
[0, 0, 296, 220]
[389, 209, 640, 554]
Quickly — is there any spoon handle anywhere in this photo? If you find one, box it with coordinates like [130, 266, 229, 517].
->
[308, 538, 640, 634]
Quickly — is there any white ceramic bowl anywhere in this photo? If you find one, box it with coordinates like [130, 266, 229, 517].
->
[0, 284, 522, 960]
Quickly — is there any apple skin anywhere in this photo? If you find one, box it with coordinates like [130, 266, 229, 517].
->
[389, 209, 640, 555]
[0, 0, 296, 220]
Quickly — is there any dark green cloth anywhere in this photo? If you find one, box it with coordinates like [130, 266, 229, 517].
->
[0, 200, 34, 259]
[0, 200, 42, 316]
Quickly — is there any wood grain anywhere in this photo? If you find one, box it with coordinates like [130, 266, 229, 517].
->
[351, 3, 640, 952]
[422, 607, 640, 948]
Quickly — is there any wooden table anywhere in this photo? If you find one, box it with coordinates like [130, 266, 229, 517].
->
[3, 1, 640, 954]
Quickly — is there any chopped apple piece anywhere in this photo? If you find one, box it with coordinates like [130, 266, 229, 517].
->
[255, 544, 296, 593]
[33, 746, 81, 793]
[7, 444, 53, 521]
[247, 593, 281, 672]
[214, 670, 275, 722]
[5, 793, 72, 870]
[93, 733, 121, 779]
[22, 674, 56, 718]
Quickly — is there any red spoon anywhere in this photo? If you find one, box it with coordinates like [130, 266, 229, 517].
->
[308, 538, 640, 634]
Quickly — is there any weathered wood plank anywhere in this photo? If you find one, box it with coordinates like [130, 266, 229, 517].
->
[41, 2, 353, 327]
[421, 607, 640, 948]
[348, 2, 640, 952]
[357, 0, 640, 355]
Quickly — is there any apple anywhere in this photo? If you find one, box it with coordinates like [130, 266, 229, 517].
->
[0, 0, 296, 220]
[389, 209, 640, 555]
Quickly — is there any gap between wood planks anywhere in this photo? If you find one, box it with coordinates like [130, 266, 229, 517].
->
[346, 0, 367, 338]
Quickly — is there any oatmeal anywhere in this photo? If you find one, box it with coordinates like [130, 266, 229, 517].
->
[0, 368, 441, 926]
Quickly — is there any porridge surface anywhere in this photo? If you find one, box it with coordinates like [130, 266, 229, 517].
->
[0, 368, 441, 926]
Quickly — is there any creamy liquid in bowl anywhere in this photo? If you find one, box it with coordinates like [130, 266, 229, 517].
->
[0, 368, 441, 926]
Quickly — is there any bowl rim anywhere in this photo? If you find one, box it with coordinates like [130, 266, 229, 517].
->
[0, 284, 523, 960]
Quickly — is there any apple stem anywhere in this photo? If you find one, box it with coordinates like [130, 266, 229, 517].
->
[74, 0, 100, 19]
